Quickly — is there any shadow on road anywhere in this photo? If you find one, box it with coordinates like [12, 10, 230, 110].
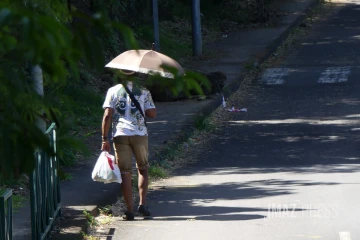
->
[109, 178, 330, 222]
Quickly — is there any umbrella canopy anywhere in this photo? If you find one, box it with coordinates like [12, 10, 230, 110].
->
[105, 50, 185, 78]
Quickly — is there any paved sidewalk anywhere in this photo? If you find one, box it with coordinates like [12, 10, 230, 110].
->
[12, 0, 318, 239]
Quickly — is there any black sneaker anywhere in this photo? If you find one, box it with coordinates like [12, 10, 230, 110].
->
[121, 211, 134, 220]
[137, 205, 151, 217]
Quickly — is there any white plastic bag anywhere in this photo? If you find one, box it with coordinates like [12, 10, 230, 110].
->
[92, 151, 122, 184]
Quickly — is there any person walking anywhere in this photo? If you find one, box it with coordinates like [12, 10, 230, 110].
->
[101, 72, 156, 220]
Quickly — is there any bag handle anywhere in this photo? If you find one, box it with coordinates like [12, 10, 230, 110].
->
[123, 84, 147, 127]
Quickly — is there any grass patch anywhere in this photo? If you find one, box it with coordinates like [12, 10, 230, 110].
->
[81, 231, 99, 240]
[61, 84, 104, 129]
[97, 205, 113, 226]
[154, 113, 214, 168]
[98, 205, 112, 216]
[244, 60, 257, 71]
[12, 194, 27, 210]
[131, 165, 168, 190]
[0, 174, 27, 187]
[194, 113, 213, 131]
[159, 29, 192, 60]
[97, 215, 112, 226]
[0, 174, 29, 212]
[148, 165, 168, 179]
[58, 150, 77, 167]
[59, 171, 73, 181]
[0, 187, 27, 212]
[137, 25, 191, 60]
[83, 210, 98, 228]
[156, 144, 183, 163]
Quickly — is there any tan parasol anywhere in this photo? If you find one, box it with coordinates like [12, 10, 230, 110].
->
[105, 49, 185, 78]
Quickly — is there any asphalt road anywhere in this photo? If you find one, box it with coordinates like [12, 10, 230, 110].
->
[106, 2, 360, 240]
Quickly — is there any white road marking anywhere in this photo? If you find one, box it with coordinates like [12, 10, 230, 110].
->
[230, 118, 360, 126]
[318, 66, 351, 83]
[339, 232, 351, 240]
[261, 68, 289, 85]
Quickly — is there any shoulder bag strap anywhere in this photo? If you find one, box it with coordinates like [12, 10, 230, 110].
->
[123, 84, 147, 127]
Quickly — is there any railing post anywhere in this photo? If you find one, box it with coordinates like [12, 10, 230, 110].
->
[0, 190, 13, 240]
[191, 0, 202, 56]
[30, 123, 61, 240]
[0, 193, 3, 240]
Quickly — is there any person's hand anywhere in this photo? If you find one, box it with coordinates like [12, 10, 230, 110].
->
[101, 140, 111, 152]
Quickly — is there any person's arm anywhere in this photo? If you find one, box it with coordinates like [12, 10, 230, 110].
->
[144, 90, 156, 118]
[145, 108, 156, 118]
[101, 108, 113, 152]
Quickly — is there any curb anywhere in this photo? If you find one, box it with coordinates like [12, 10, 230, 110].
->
[54, 1, 321, 238]
[191, 0, 321, 118]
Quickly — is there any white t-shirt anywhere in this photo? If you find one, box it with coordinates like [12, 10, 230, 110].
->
[102, 82, 155, 137]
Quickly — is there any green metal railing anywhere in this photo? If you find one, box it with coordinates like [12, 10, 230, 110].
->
[30, 123, 61, 240]
[0, 189, 13, 240]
